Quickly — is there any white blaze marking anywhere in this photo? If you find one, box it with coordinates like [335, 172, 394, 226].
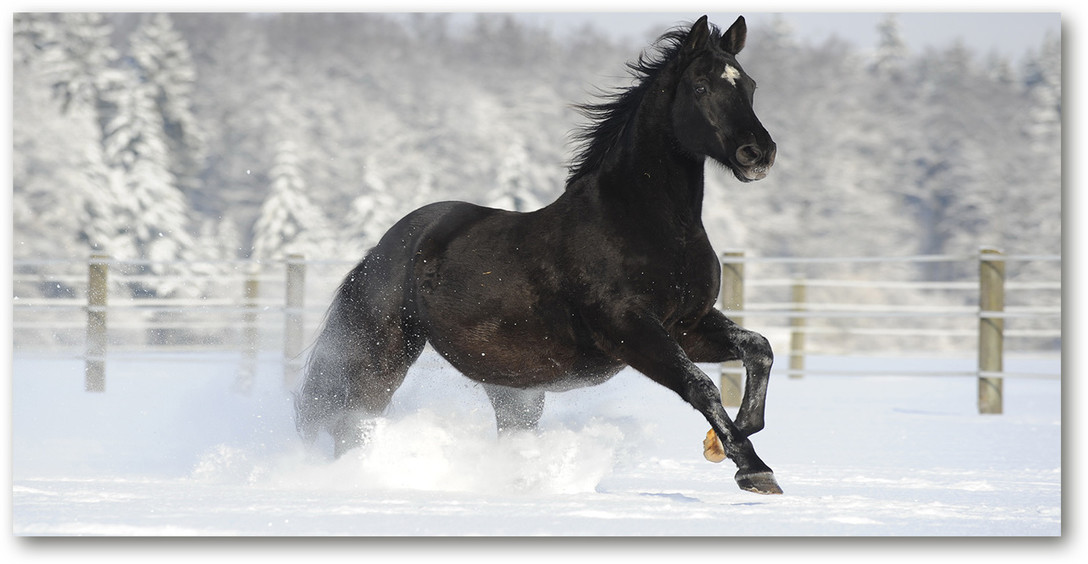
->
[721, 65, 741, 86]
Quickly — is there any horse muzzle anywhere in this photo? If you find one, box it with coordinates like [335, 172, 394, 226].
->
[733, 141, 776, 182]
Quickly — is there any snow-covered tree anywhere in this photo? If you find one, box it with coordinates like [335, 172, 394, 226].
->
[870, 14, 908, 78]
[15, 12, 204, 277]
[100, 66, 195, 276]
[13, 74, 114, 258]
[13, 13, 56, 66]
[167, 216, 246, 299]
[11, 12, 1062, 275]
[1022, 31, 1061, 151]
[13, 13, 123, 259]
[1007, 31, 1062, 263]
[251, 139, 334, 261]
[486, 140, 543, 212]
[763, 14, 797, 52]
[344, 159, 402, 257]
[128, 13, 207, 207]
[23, 13, 119, 115]
[182, 14, 283, 223]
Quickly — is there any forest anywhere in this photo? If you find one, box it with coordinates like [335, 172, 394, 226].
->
[13, 13, 1062, 291]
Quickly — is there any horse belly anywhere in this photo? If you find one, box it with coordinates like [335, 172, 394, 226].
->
[421, 277, 620, 390]
[426, 311, 618, 389]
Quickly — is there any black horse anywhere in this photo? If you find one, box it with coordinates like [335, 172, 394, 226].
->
[295, 15, 782, 495]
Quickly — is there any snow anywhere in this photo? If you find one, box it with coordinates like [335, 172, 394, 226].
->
[14, 14, 1063, 266]
[11, 348, 1062, 537]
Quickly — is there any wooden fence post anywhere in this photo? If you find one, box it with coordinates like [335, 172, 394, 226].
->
[284, 254, 306, 387]
[244, 269, 261, 352]
[719, 251, 745, 407]
[789, 279, 806, 379]
[978, 247, 1005, 414]
[85, 254, 109, 392]
[236, 267, 261, 393]
[792, 278, 809, 381]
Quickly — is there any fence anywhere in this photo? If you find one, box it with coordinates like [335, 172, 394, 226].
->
[716, 248, 1061, 414]
[12, 254, 352, 390]
[12, 249, 1061, 413]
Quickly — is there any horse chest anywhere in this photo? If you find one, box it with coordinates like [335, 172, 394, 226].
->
[664, 242, 720, 323]
[624, 230, 719, 322]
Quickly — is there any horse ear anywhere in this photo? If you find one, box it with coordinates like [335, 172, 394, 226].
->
[683, 15, 711, 56]
[721, 15, 747, 55]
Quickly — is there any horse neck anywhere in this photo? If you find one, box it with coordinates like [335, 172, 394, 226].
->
[596, 86, 707, 229]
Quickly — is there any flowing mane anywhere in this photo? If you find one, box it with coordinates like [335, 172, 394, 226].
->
[566, 23, 723, 183]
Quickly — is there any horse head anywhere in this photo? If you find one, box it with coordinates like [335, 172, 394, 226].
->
[670, 15, 776, 182]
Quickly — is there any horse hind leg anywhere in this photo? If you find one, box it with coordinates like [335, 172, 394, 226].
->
[296, 335, 421, 457]
[337, 325, 430, 457]
[325, 365, 410, 458]
[294, 274, 427, 458]
[482, 383, 545, 435]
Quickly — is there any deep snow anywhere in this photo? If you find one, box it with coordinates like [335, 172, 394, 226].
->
[12, 348, 1061, 536]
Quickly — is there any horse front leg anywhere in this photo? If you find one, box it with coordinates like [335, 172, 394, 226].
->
[679, 308, 773, 438]
[604, 310, 782, 495]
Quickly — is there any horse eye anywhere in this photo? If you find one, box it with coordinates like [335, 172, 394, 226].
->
[694, 84, 708, 96]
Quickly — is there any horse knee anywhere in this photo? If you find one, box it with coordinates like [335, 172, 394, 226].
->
[682, 373, 726, 414]
[742, 331, 773, 373]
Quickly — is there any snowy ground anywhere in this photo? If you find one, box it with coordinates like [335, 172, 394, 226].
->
[11, 348, 1062, 537]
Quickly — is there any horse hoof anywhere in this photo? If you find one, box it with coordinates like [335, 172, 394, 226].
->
[735, 471, 783, 495]
[702, 429, 727, 463]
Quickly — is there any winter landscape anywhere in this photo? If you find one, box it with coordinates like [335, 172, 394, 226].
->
[10, 349, 1063, 536]
[13, 12, 1061, 267]
[10, 10, 1067, 547]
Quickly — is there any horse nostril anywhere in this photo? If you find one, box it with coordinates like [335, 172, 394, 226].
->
[736, 144, 763, 166]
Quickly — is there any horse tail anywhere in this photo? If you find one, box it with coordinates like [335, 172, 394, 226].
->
[292, 208, 439, 447]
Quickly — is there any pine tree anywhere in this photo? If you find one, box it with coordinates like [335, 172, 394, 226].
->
[251, 139, 334, 261]
[1023, 31, 1061, 151]
[1010, 32, 1062, 261]
[13, 13, 123, 259]
[487, 140, 542, 212]
[344, 159, 401, 257]
[185, 14, 281, 218]
[100, 66, 195, 279]
[13, 13, 56, 66]
[764, 14, 797, 52]
[129, 13, 207, 208]
[12, 12, 1064, 280]
[25, 13, 119, 115]
[170, 217, 245, 299]
[904, 43, 1004, 278]
[74, 145, 124, 254]
[15, 12, 200, 273]
[871, 14, 908, 78]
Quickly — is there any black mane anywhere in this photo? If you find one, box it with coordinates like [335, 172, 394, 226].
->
[566, 22, 722, 183]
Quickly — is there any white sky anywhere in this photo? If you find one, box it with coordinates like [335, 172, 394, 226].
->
[4, 2, 1062, 61]
[503, 12, 1059, 62]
